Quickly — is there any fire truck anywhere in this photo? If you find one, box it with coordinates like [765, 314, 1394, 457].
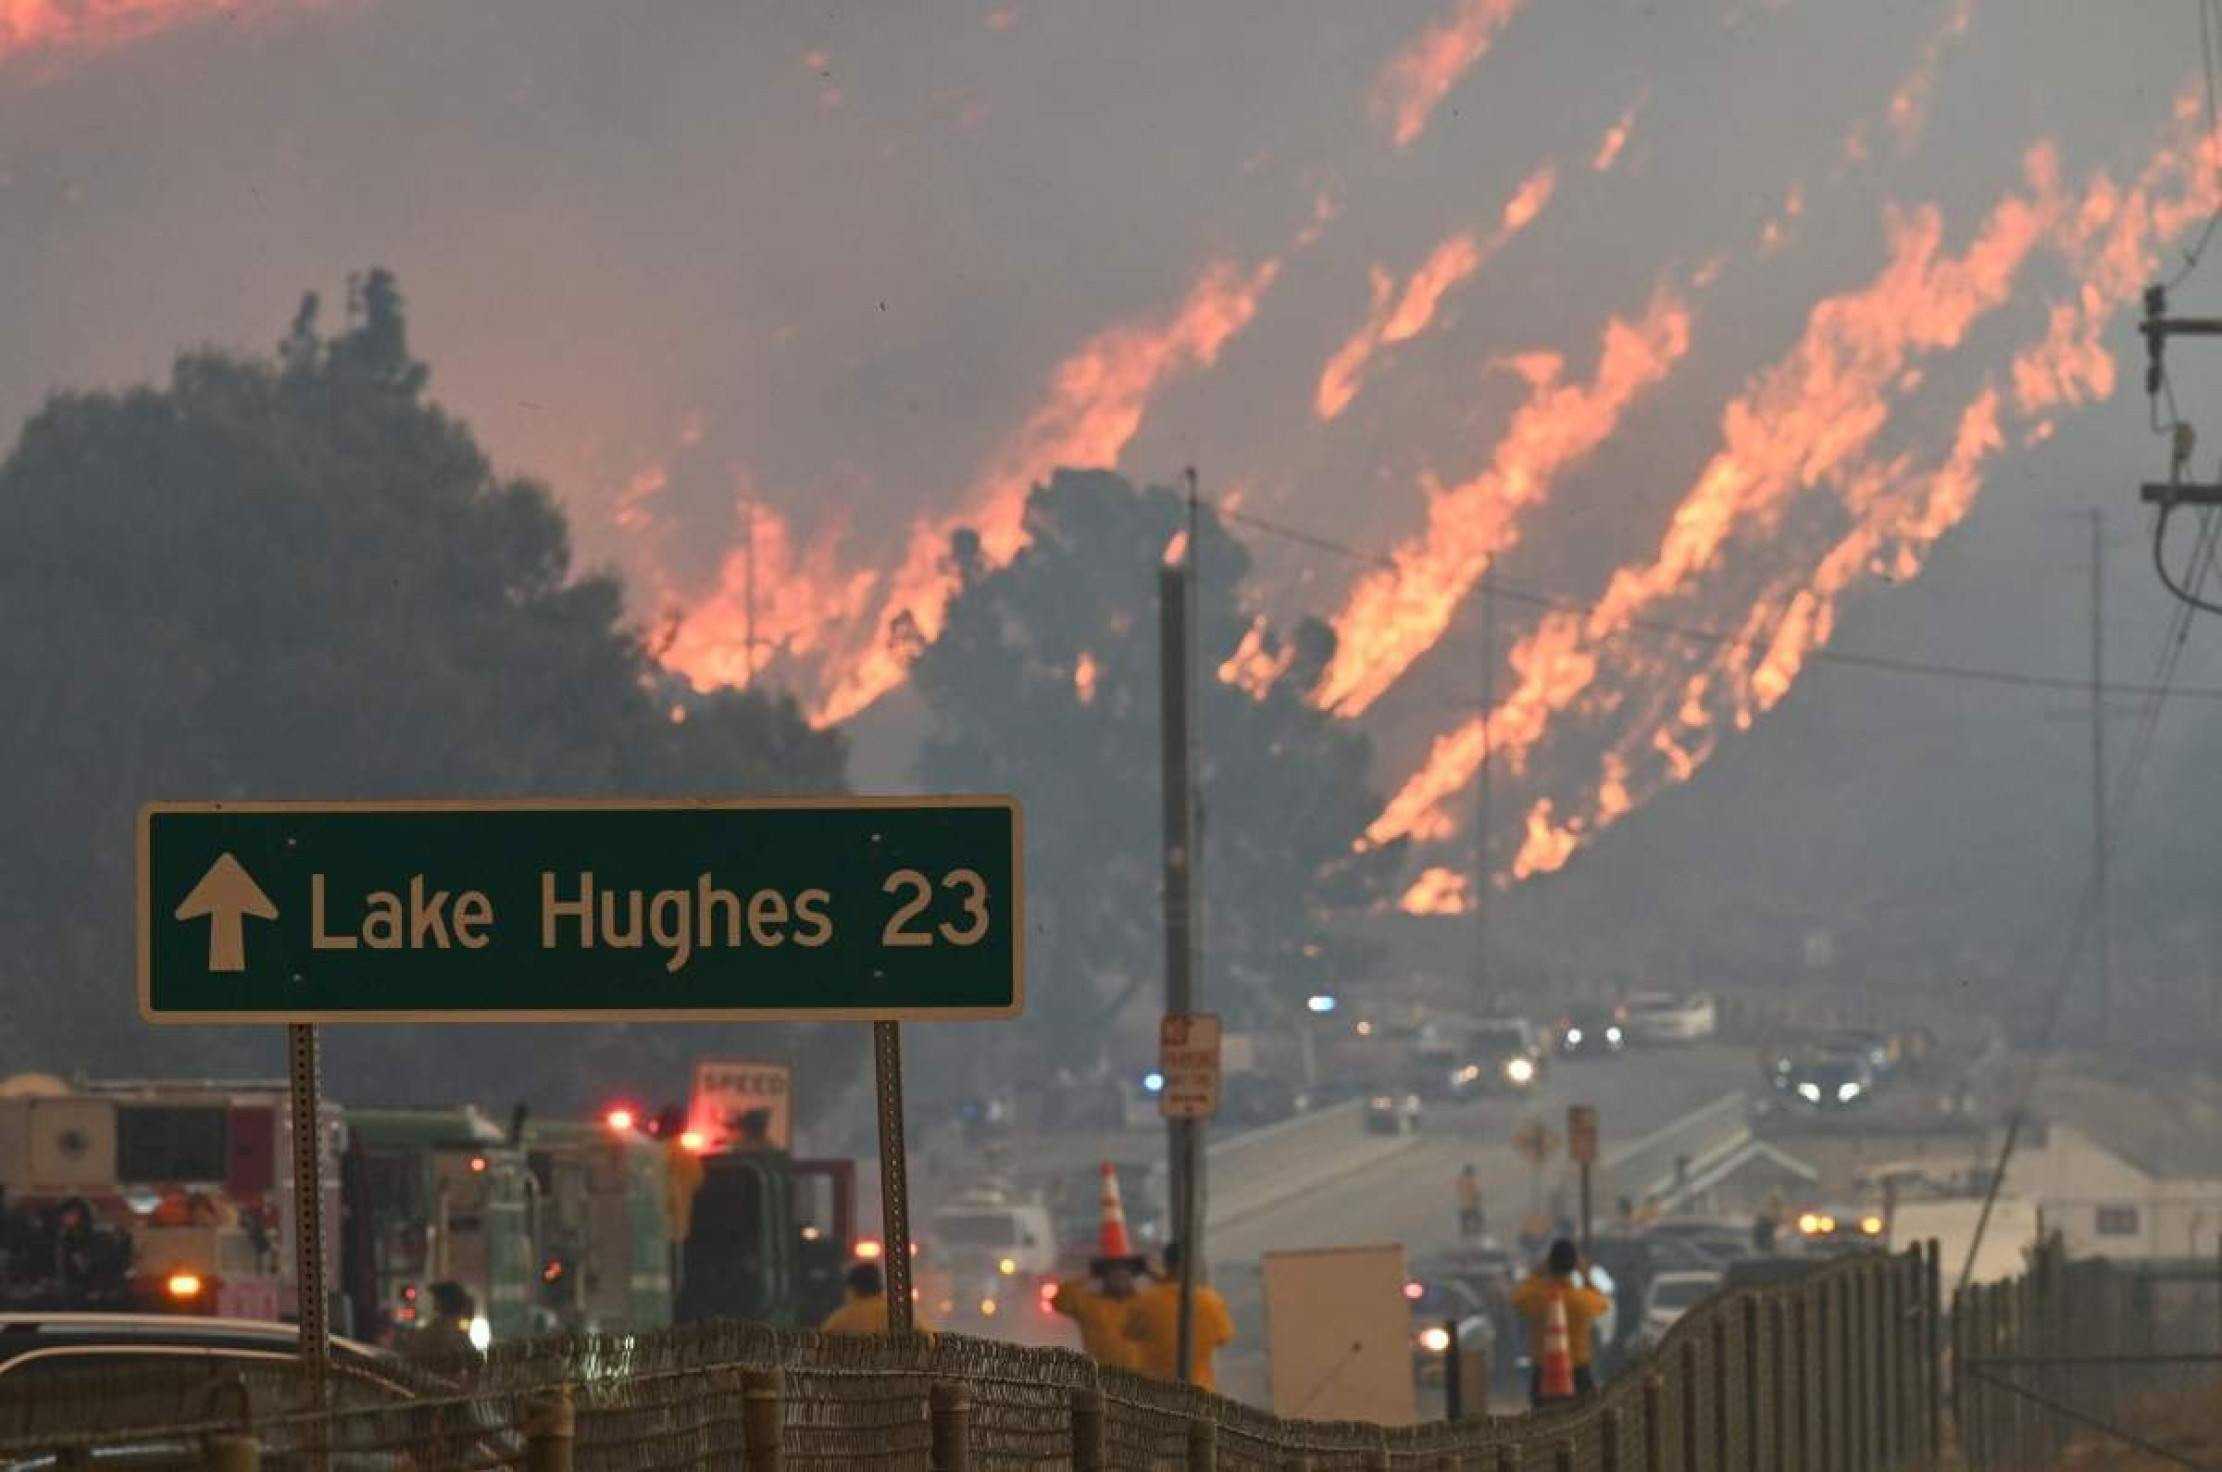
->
[338, 1106, 538, 1345]
[0, 1073, 338, 1321]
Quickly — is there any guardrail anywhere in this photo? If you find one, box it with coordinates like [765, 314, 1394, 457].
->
[4, 1246, 1942, 1471]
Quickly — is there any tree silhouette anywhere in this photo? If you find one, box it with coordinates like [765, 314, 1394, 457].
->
[0, 270, 855, 1113]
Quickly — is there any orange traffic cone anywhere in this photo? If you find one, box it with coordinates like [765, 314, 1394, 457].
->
[1097, 1161, 1135, 1260]
[1538, 1293, 1576, 1401]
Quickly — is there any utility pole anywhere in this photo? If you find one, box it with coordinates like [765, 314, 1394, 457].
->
[1475, 563, 1495, 1009]
[2087, 509, 2110, 1044]
[1160, 469, 1206, 1383]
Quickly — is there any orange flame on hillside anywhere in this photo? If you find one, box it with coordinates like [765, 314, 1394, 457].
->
[1073, 650, 1099, 705]
[788, 256, 1279, 726]
[1370, 146, 2072, 849]
[0, 0, 293, 67]
[1490, 109, 2222, 879]
[658, 499, 882, 691]
[1372, 0, 1524, 149]
[1592, 103, 1639, 173]
[1315, 289, 1692, 716]
[1315, 166, 1556, 421]
[1398, 865, 1472, 915]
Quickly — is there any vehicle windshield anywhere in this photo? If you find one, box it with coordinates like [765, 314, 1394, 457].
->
[1472, 1024, 1527, 1051]
[933, 1212, 1020, 1246]
[1651, 1278, 1719, 1310]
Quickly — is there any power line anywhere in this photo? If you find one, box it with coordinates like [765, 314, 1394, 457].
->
[1217, 501, 2222, 703]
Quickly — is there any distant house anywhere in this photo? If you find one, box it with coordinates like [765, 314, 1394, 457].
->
[2007, 1083, 2222, 1261]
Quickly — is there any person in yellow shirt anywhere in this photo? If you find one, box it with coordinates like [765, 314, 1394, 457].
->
[1122, 1242, 1234, 1390]
[819, 1261, 934, 1335]
[1051, 1250, 1148, 1368]
[1509, 1239, 1612, 1405]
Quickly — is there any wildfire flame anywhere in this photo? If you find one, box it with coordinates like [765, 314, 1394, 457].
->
[1393, 106, 2222, 881]
[1073, 650, 1099, 705]
[657, 497, 881, 691]
[1372, 0, 1525, 150]
[1592, 103, 1639, 173]
[1315, 289, 1692, 717]
[0, 0, 294, 68]
[1398, 865, 1473, 915]
[1371, 145, 2076, 850]
[1315, 166, 1556, 422]
[766, 255, 1278, 726]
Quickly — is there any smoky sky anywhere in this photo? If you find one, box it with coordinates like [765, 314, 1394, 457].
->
[6, 0, 2222, 929]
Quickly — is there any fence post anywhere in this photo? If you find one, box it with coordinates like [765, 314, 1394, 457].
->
[1743, 1295, 1762, 1472]
[1190, 1419, 1220, 1472]
[1790, 1296, 1809, 1472]
[1923, 1241, 1942, 1469]
[1711, 1312, 1732, 1468]
[1496, 1444, 1518, 1472]
[1768, 1297, 1788, 1472]
[1601, 1405, 1622, 1472]
[203, 1434, 260, 1472]
[1553, 1439, 1574, 1472]
[1879, 1258, 1899, 1468]
[1836, 1273, 1857, 1472]
[1070, 1386, 1105, 1472]
[1681, 1339, 1701, 1472]
[1858, 1262, 1877, 1472]
[525, 1385, 575, 1472]
[1642, 1375, 1664, 1472]
[930, 1382, 970, 1472]
[742, 1368, 783, 1472]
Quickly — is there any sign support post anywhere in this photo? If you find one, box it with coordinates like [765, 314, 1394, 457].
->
[1568, 1104, 1599, 1259]
[286, 1023, 329, 1410]
[873, 1020, 914, 1333]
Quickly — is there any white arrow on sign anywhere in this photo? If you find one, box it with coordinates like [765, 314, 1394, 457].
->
[173, 852, 278, 973]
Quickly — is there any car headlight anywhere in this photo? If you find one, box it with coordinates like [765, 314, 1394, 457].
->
[1797, 1212, 1821, 1234]
[1860, 1215, 1884, 1236]
[1505, 1057, 1536, 1084]
[1418, 1325, 1452, 1354]
[1565, 1028, 1583, 1046]
[1370, 1095, 1394, 1109]
[1606, 1026, 1623, 1044]
[998, 1257, 1018, 1276]
[467, 1315, 492, 1351]
[1838, 1081, 1861, 1102]
[1797, 1082, 1822, 1102]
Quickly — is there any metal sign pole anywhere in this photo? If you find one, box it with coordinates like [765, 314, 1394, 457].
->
[286, 1023, 330, 1404]
[873, 1021, 914, 1333]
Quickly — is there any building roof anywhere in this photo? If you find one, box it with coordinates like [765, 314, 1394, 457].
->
[2029, 1074, 2222, 1182]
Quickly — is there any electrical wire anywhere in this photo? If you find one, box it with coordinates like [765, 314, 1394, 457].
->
[1216, 501, 2222, 703]
[2153, 499, 2222, 615]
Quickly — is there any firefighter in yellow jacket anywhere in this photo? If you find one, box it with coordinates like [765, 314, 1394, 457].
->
[820, 1261, 935, 1335]
[1052, 1251, 1148, 1369]
[1123, 1242, 1235, 1390]
[1510, 1239, 1611, 1404]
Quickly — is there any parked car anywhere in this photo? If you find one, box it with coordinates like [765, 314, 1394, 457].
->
[1366, 1092, 1424, 1135]
[1632, 1269, 1721, 1351]
[0, 1312, 512, 1459]
[1618, 992, 1718, 1044]
[1553, 1006, 1627, 1059]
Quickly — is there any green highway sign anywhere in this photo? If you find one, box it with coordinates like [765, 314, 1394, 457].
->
[138, 798, 1022, 1023]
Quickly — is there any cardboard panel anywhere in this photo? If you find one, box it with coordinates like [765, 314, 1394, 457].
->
[1262, 1243, 1417, 1424]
